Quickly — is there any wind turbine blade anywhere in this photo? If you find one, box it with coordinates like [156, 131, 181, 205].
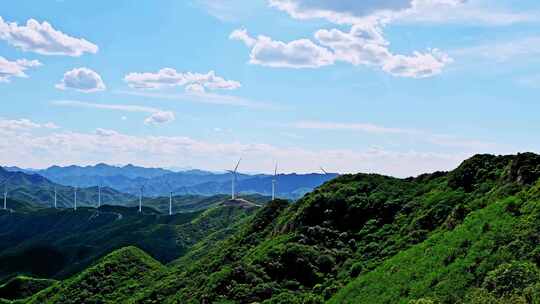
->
[274, 163, 278, 176]
[320, 167, 328, 175]
[234, 158, 242, 172]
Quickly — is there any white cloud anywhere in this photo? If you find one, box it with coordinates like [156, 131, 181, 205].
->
[451, 36, 540, 62]
[254, 0, 536, 77]
[0, 118, 58, 131]
[185, 83, 206, 94]
[0, 56, 41, 82]
[55, 68, 106, 93]
[292, 120, 496, 150]
[52, 100, 175, 125]
[195, 0, 262, 22]
[382, 49, 452, 78]
[232, 26, 451, 78]
[268, 0, 531, 27]
[229, 28, 257, 47]
[95, 128, 120, 137]
[117, 90, 277, 110]
[144, 111, 175, 125]
[268, 0, 413, 25]
[0, 120, 490, 177]
[293, 121, 412, 135]
[230, 29, 334, 68]
[395, 1, 540, 26]
[0, 17, 98, 56]
[124, 68, 241, 92]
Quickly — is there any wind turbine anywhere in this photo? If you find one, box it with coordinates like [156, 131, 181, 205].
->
[165, 181, 174, 216]
[73, 187, 78, 211]
[138, 180, 150, 213]
[1, 174, 15, 211]
[97, 184, 102, 208]
[272, 163, 278, 201]
[53, 186, 57, 209]
[3, 186, 6, 210]
[227, 158, 241, 200]
[320, 166, 328, 175]
[138, 185, 144, 213]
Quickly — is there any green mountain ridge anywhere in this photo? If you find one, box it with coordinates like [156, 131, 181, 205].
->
[3, 153, 540, 303]
[26, 246, 164, 304]
[0, 201, 259, 284]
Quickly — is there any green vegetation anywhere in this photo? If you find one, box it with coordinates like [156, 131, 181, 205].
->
[26, 247, 164, 304]
[0, 276, 55, 301]
[3, 153, 540, 303]
[0, 203, 257, 284]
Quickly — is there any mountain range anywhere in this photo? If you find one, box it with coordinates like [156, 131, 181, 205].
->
[4, 164, 338, 200]
[1, 152, 538, 303]
[4, 153, 540, 303]
[0, 168, 133, 209]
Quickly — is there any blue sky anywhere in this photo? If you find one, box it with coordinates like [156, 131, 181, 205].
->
[1, 0, 539, 176]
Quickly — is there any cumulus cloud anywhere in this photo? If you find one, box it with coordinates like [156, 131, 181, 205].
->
[144, 111, 176, 125]
[230, 29, 334, 68]
[55, 68, 106, 93]
[228, 0, 535, 77]
[124, 69, 241, 93]
[52, 100, 175, 125]
[268, 0, 413, 25]
[0, 17, 98, 56]
[231, 26, 451, 77]
[95, 128, 120, 137]
[317, 25, 452, 77]
[269, 0, 469, 25]
[0, 56, 41, 82]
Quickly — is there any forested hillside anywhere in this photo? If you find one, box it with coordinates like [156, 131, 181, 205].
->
[0, 202, 258, 285]
[3, 153, 540, 303]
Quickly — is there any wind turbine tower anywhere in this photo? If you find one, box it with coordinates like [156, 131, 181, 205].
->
[1, 174, 14, 211]
[227, 158, 241, 200]
[139, 185, 144, 213]
[272, 163, 278, 201]
[98, 185, 102, 208]
[3, 186, 6, 210]
[169, 191, 173, 216]
[54, 187, 57, 209]
[74, 187, 78, 211]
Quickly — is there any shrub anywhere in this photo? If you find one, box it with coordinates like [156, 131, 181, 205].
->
[482, 261, 540, 296]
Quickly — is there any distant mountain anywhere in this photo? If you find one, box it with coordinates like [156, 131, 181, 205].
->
[3, 164, 338, 200]
[38, 163, 174, 179]
[0, 167, 133, 208]
[2, 166, 36, 174]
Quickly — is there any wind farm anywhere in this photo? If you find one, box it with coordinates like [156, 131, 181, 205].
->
[3, 1, 538, 303]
